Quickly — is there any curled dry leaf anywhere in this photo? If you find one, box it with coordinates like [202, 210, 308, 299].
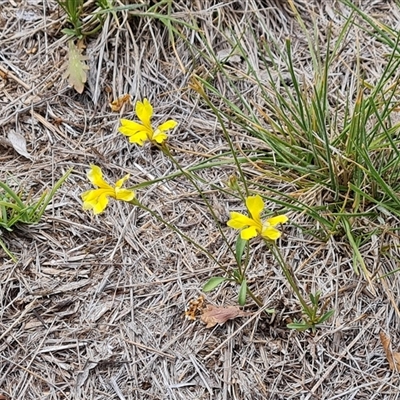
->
[380, 331, 400, 371]
[200, 304, 250, 328]
[184, 295, 205, 321]
[110, 94, 132, 112]
[8, 130, 33, 160]
[0, 69, 8, 80]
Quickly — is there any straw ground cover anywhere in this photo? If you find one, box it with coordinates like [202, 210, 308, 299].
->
[2, 0, 400, 398]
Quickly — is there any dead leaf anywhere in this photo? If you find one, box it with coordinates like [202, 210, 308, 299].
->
[380, 331, 400, 371]
[22, 94, 41, 105]
[76, 360, 98, 388]
[8, 131, 33, 160]
[110, 94, 131, 112]
[185, 295, 205, 321]
[0, 69, 8, 80]
[25, 46, 38, 55]
[62, 40, 89, 94]
[200, 304, 250, 328]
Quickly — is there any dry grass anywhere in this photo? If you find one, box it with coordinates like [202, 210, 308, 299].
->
[2, 0, 400, 399]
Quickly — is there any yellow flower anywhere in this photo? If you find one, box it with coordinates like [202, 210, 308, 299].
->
[227, 195, 288, 240]
[81, 165, 135, 214]
[118, 99, 177, 145]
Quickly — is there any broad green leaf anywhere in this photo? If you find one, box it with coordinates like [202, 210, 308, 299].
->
[203, 277, 226, 292]
[238, 279, 247, 306]
[235, 235, 247, 266]
[287, 322, 310, 331]
[317, 309, 335, 324]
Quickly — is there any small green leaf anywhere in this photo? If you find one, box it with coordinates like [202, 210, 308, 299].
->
[287, 322, 311, 331]
[203, 277, 226, 292]
[238, 279, 247, 306]
[309, 292, 316, 304]
[317, 309, 334, 324]
[232, 268, 241, 281]
[235, 235, 247, 266]
[61, 28, 79, 37]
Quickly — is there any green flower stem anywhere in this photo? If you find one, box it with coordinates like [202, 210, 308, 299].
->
[133, 196, 265, 308]
[246, 286, 263, 308]
[268, 242, 313, 317]
[127, 153, 265, 192]
[234, 241, 248, 290]
[241, 242, 250, 277]
[160, 145, 266, 308]
[191, 75, 249, 201]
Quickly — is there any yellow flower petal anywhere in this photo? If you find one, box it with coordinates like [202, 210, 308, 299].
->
[92, 193, 109, 214]
[81, 166, 136, 214]
[82, 189, 111, 214]
[115, 188, 135, 201]
[136, 99, 153, 127]
[115, 174, 135, 201]
[81, 190, 91, 204]
[267, 215, 288, 227]
[81, 188, 109, 202]
[227, 212, 258, 229]
[120, 119, 143, 129]
[152, 130, 168, 144]
[127, 131, 148, 146]
[119, 120, 150, 136]
[115, 174, 130, 189]
[158, 119, 178, 131]
[120, 101, 177, 146]
[261, 226, 282, 241]
[246, 195, 264, 223]
[87, 165, 110, 189]
[241, 226, 258, 240]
